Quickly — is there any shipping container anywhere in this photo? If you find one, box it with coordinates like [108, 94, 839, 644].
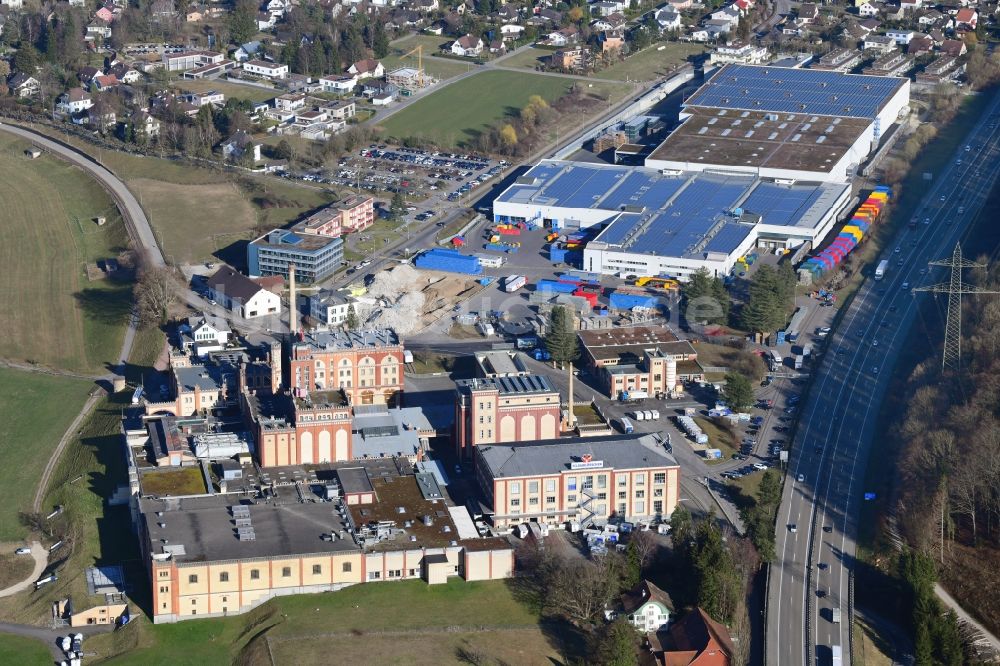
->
[416, 249, 482, 275]
[505, 275, 527, 292]
[609, 291, 657, 310]
[536, 279, 578, 294]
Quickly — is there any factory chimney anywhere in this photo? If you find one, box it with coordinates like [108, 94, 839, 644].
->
[288, 264, 297, 337]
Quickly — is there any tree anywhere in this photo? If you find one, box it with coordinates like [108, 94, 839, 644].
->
[345, 304, 359, 331]
[13, 44, 39, 74]
[545, 305, 579, 367]
[0, 60, 9, 79]
[499, 123, 518, 149]
[741, 264, 791, 335]
[596, 618, 640, 666]
[390, 191, 406, 219]
[135, 266, 178, 325]
[373, 22, 390, 58]
[722, 371, 753, 412]
[228, 2, 257, 46]
[683, 267, 729, 325]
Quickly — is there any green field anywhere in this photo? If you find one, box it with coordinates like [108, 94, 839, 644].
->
[593, 42, 705, 81]
[0, 135, 132, 373]
[382, 34, 475, 81]
[0, 633, 52, 666]
[174, 79, 279, 104]
[0, 370, 93, 540]
[378, 70, 628, 148]
[85, 579, 559, 664]
[494, 47, 553, 71]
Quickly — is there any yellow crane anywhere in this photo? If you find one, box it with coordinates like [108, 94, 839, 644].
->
[397, 45, 428, 91]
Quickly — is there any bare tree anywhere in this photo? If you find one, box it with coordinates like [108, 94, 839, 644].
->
[542, 553, 624, 626]
[950, 461, 979, 544]
[135, 266, 179, 326]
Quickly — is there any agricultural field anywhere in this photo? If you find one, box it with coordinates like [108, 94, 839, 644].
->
[381, 34, 475, 81]
[0, 369, 93, 541]
[378, 70, 629, 148]
[86, 579, 565, 665]
[593, 42, 705, 81]
[0, 134, 131, 373]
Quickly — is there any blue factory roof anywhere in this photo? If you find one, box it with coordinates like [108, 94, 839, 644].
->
[686, 64, 905, 119]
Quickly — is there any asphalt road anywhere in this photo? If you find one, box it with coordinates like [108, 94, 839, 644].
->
[767, 88, 1000, 666]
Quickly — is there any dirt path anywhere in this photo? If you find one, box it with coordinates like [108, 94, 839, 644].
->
[935, 583, 1000, 654]
[0, 542, 46, 598]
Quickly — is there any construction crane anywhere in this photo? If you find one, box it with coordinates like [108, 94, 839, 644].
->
[401, 44, 423, 73]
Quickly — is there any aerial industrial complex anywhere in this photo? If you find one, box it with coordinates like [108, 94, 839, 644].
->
[492, 64, 910, 280]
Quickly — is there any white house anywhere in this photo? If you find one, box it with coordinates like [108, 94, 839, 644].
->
[220, 130, 261, 163]
[58, 88, 94, 114]
[319, 74, 359, 94]
[181, 313, 232, 355]
[263, 0, 287, 17]
[857, 1, 879, 17]
[450, 34, 484, 57]
[309, 291, 353, 327]
[886, 29, 915, 44]
[347, 59, 385, 79]
[709, 4, 741, 25]
[233, 41, 262, 62]
[500, 24, 525, 37]
[0, 0, 25, 8]
[206, 266, 281, 320]
[591, 0, 628, 16]
[605, 580, 674, 633]
[655, 8, 683, 31]
[243, 59, 289, 80]
[257, 12, 277, 30]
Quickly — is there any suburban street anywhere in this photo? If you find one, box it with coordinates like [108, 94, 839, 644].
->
[767, 88, 1000, 666]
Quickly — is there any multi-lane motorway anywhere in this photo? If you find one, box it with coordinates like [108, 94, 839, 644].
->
[767, 88, 1000, 666]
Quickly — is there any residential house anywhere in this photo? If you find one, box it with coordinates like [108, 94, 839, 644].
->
[812, 47, 863, 71]
[325, 100, 356, 121]
[450, 34, 484, 57]
[95, 6, 114, 21]
[233, 41, 262, 62]
[907, 35, 934, 55]
[885, 29, 915, 44]
[243, 60, 289, 80]
[371, 92, 394, 107]
[206, 266, 281, 319]
[185, 7, 203, 21]
[162, 50, 224, 71]
[263, 0, 287, 17]
[109, 65, 142, 84]
[78, 66, 102, 85]
[605, 580, 674, 633]
[58, 87, 94, 114]
[649, 608, 734, 665]
[917, 9, 944, 26]
[710, 41, 769, 64]
[900, 0, 922, 11]
[7, 73, 40, 98]
[87, 107, 117, 132]
[916, 55, 962, 84]
[0, 0, 24, 8]
[709, 4, 741, 25]
[347, 59, 385, 79]
[179, 313, 232, 356]
[319, 74, 358, 94]
[122, 111, 161, 141]
[309, 290, 353, 327]
[412, 0, 438, 11]
[600, 33, 624, 55]
[538, 8, 562, 24]
[501, 24, 525, 37]
[704, 18, 736, 38]
[863, 35, 896, 52]
[220, 130, 260, 163]
[655, 8, 683, 31]
[859, 18, 881, 33]
[189, 90, 225, 106]
[797, 2, 819, 22]
[591, 0, 629, 17]
[489, 39, 507, 55]
[86, 18, 113, 40]
[857, 1, 879, 17]
[546, 27, 579, 46]
[940, 38, 967, 57]
[91, 74, 120, 92]
[955, 7, 977, 28]
[362, 80, 398, 99]
[149, 0, 176, 20]
[257, 11, 277, 30]
[549, 48, 590, 72]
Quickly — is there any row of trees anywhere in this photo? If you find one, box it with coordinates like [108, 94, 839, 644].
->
[897, 550, 966, 665]
[682, 267, 730, 326]
[740, 263, 797, 336]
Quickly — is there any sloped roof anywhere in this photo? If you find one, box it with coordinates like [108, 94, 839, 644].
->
[663, 608, 734, 666]
[620, 579, 675, 615]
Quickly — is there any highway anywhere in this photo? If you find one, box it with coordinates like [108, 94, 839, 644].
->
[767, 88, 1000, 666]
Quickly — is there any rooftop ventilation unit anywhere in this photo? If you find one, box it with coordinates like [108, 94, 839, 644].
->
[768, 132, 778, 140]
[721, 129, 732, 136]
[791, 134, 802, 142]
[816, 135, 827, 144]
[745, 130, 754, 138]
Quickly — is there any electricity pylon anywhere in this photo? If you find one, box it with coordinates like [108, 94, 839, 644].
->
[913, 243, 999, 372]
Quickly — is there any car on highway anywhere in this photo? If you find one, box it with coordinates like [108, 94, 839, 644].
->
[919, 268, 927, 275]
[872, 366, 880, 375]
[872, 340, 879, 347]
[902, 282, 910, 290]
[797, 474, 805, 482]
[817, 589, 828, 598]
[897, 258, 904, 266]
[775, 425, 788, 432]
[817, 562, 828, 570]
[894, 246, 901, 254]
[924, 217, 930, 224]
[788, 524, 797, 533]
[823, 525, 833, 533]
[889, 305, 897, 312]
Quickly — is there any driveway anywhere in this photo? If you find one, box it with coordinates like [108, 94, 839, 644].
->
[0, 542, 46, 599]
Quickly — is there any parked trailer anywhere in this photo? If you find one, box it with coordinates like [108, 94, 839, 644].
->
[504, 275, 527, 292]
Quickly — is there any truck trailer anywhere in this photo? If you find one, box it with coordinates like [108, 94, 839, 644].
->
[875, 259, 889, 280]
[504, 275, 526, 292]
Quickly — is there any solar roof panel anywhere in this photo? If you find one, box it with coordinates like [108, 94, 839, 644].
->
[685, 64, 902, 119]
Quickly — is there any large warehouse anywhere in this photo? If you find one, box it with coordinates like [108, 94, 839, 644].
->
[645, 64, 910, 182]
[493, 161, 851, 280]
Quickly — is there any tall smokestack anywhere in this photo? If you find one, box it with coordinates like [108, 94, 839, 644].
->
[288, 264, 297, 337]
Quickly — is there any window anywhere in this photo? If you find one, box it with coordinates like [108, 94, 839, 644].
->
[583, 476, 594, 490]
[222, 596, 227, 603]
[342, 562, 352, 572]
[510, 498, 521, 507]
[618, 503, 627, 514]
[528, 481, 539, 493]
[192, 599, 197, 605]
[635, 490, 645, 499]
[597, 475, 607, 489]
[312, 564, 322, 575]
[510, 482, 521, 495]
[635, 501, 646, 514]
[369, 571, 381, 580]
[250, 569, 260, 580]
[567, 494, 577, 503]
[545, 479, 556, 493]
[618, 477, 627, 488]
[635, 474, 646, 486]
[159, 571, 169, 578]
[654, 500, 663, 514]
[654, 473, 666, 484]
[597, 492, 607, 500]
[654, 488, 663, 498]
[546, 496, 556, 504]
[219, 572, 229, 582]
[282, 567, 292, 577]
[159, 586, 168, 593]
[188, 574, 198, 584]
[567, 477, 577, 491]
[618, 491, 627, 500]
[529, 497, 538, 505]
[408, 569, 416, 577]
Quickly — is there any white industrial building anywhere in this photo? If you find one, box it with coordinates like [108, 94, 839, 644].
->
[645, 64, 910, 183]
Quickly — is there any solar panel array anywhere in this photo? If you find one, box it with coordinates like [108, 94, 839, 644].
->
[739, 183, 826, 227]
[686, 64, 902, 119]
[600, 171, 687, 211]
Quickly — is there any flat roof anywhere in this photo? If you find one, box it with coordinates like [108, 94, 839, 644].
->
[347, 474, 460, 550]
[141, 492, 358, 563]
[252, 228, 341, 252]
[686, 64, 906, 119]
[295, 329, 399, 352]
[351, 407, 426, 459]
[646, 106, 872, 173]
[478, 434, 678, 479]
[456, 374, 557, 396]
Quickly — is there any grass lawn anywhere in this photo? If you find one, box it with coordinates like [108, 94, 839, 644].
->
[87, 579, 552, 664]
[174, 79, 279, 104]
[0, 633, 52, 666]
[853, 618, 894, 666]
[382, 34, 474, 81]
[573, 403, 604, 425]
[140, 468, 206, 497]
[123, 325, 166, 385]
[408, 351, 455, 374]
[0, 134, 131, 373]
[449, 324, 483, 339]
[593, 42, 706, 81]
[130, 178, 256, 264]
[694, 416, 738, 462]
[0, 369, 93, 541]
[496, 47, 553, 71]
[377, 70, 628, 148]
[0, 553, 37, 589]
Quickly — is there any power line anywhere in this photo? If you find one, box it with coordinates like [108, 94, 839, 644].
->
[913, 243, 999, 372]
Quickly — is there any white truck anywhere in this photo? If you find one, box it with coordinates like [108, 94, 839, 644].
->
[794, 354, 804, 370]
[504, 275, 526, 292]
[875, 259, 889, 280]
[831, 645, 842, 666]
[476, 321, 495, 337]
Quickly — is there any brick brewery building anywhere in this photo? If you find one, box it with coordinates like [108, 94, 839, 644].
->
[288, 329, 404, 406]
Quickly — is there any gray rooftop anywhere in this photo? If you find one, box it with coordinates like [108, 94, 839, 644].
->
[140, 493, 358, 563]
[351, 406, 427, 459]
[336, 467, 374, 494]
[174, 364, 229, 392]
[477, 434, 678, 479]
[456, 374, 557, 396]
[297, 328, 399, 352]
